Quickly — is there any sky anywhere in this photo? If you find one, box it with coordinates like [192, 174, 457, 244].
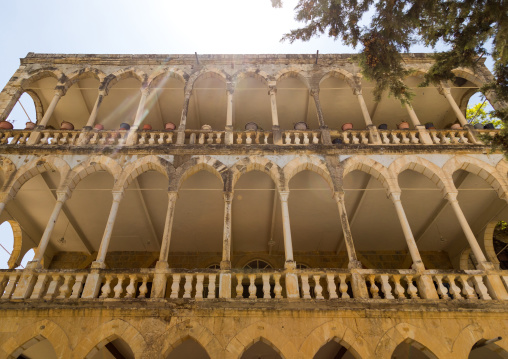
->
[0, 0, 495, 268]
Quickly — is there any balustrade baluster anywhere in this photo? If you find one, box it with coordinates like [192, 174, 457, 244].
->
[114, 275, 125, 298]
[391, 132, 401, 144]
[312, 132, 319, 144]
[379, 275, 394, 299]
[236, 133, 243, 144]
[18, 132, 29, 145]
[342, 132, 350, 144]
[445, 275, 462, 299]
[60, 132, 70, 145]
[392, 275, 405, 299]
[125, 275, 137, 298]
[380, 131, 389, 144]
[100, 275, 113, 299]
[206, 133, 214, 144]
[207, 274, 216, 299]
[263, 133, 269, 144]
[9, 132, 20, 145]
[57, 274, 73, 299]
[351, 132, 360, 144]
[70, 274, 87, 299]
[471, 275, 491, 300]
[434, 275, 450, 300]
[166, 132, 174, 144]
[148, 133, 157, 144]
[440, 132, 451, 144]
[44, 274, 62, 300]
[246, 132, 253, 144]
[294, 133, 301, 144]
[459, 131, 469, 144]
[183, 274, 193, 298]
[262, 274, 271, 299]
[405, 275, 419, 299]
[303, 133, 309, 144]
[198, 133, 205, 144]
[189, 133, 197, 144]
[314, 275, 324, 299]
[273, 273, 282, 299]
[1, 274, 20, 299]
[410, 132, 419, 144]
[0, 132, 9, 144]
[301, 274, 311, 299]
[326, 274, 338, 299]
[195, 274, 204, 300]
[236, 274, 244, 298]
[89, 132, 99, 145]
[284, 132, 291, 144]
[138, 275, 149, 298]
[248, 274, 257, 299]
[430, 131, 440, 144]
[157, 133, 165, 144]
[449, 131, 459, 144]
[0, 274, 9, 296]
[40, 132, 50, 144]
[30, 274, 49, 299]
[338, 274, 350, 299]
[399, 132, 409, 144]
[216, 133, 222, 144]
[458, 275, 476, 299]
[367, 275, 380, 299]
[170, 274, 181, 299]
[360, 132, 369, 144]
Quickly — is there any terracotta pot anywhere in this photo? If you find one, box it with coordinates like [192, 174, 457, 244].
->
[201, 124, 212, 131]
[425, 122, 435, 130]
[378, 124, 388, 130]
[332, 138, 343, 144]
[294, 122, 308, 130]
[398, 122, 410, 130]
[0, 121, 13, 130]
[94, 124, 104, 130]
[25, 122, 36, 130]
[450, 123, 462, 130]
[341, 123, 353, 131]
[245, 122, 258, 131]
[142, 124, 152, 131]
[60, 121, 74, 130]
[119, 123, 131, 130]
[165, 122, 176, 130]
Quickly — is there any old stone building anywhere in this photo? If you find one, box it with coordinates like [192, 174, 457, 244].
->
[0, 53, 507, 359]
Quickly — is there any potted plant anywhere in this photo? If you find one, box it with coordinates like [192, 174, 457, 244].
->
[0, 120, 14, 130]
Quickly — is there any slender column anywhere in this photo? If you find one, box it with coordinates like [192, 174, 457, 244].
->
[93, 191, 124, 267]
[31, 191, 69, 266]
[226, 83, 234, 128]
[389, 192, 425, 271]
[268, 81, 279, 128]
[133, 87, 150, 129]
[158, 191, 179, 263]
[279, 191, 295, 269]
[84, 89, 108, 128]
[446, 192, 493, 270]
[333, 191, 362, 269]
[177, 90, 192, 144]
[439, 84, 467, 126]
[38, 89, 65, 128]
[310, 89, 326, 128]
[404, 103, 421, 127]
[221, 192, 234, 269]
[354, 88, 373, 126]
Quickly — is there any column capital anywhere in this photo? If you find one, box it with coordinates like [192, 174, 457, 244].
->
[226, 82, 235, 94]
[98, 88, 108, 97]
[112, 191, 124, 202]
[268, 80, 277, 88]
[223, 191, 234, 202]
[140, 87, 151, 96]
[310, 88, 320, 97]
[168, 191, 179, 200]
[438, 82, 452, 96]
[353, 87, 362, 96]
[389, 192, 402, 202]
[55, 190, 70, 202]
[445, 191, 459, 202]
[268, 87, 277, 95]
[279, 191, 290, 202]
[54, 87, 66, 97]
[333, 191, 346, 202]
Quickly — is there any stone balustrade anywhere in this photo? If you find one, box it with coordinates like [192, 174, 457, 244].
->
[234, 130, 273, 145]
[282, 130, 321, 145]
[1, 268, 506, 302]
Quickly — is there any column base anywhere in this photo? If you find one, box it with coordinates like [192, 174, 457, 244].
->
[26, 260, 43, 270]
[11, 270, 37, 299]
[484, 274, 508, 300]
[272, 125, 282, 145]
[411, 261, 426, 272]
[220, 260, 231, 270]
[347, 260, 363, 270]
[90, 261, 106, 269]
[155, 260, 169, 270]
[415, 125, 433, 145]
[284, 272, 300, 299]
[367, 124, 382, 144]
[284, 260, 296, 270]
[26, 131, 42, 145]
[417, 274, 439, 299]
[350, 271, 369, 299]
[477, 261, 495, 271]
[219, 272, 231, 299]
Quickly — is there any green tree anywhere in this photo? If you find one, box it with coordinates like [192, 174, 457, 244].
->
[271, 0, 507, 120]
[466, 101, 503, 128]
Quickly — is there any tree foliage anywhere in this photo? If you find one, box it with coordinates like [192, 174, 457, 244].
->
[272, 0, 507, 117]
[466, 101, 502, 127]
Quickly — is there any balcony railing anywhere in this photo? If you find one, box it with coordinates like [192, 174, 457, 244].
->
[1, 268, 506, 302]
[0, 128, 497, 147]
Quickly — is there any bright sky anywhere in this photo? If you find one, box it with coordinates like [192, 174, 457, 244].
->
[0, 0, 495, 268]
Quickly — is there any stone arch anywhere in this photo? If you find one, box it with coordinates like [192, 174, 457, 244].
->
[1, 319, 71, 359]
[72, 318, 146, 359]
[174, 156, 229, 191]
[319, 69, 357, 89]
[450, 323, 508, 358]
[103, 67, 148, 91]
[274, 68, 310, 89]
[459, 247, 474, 269]
[0, 156, 16, 191]
[225, 322, 299, 359]
[341, 156, 399, 194]
[7, 155, 71, 199]
[20, 68, 66, 89]
[483, 221, 502, 269]
[442, 155, 508, 199]
[147, 67, 188, 89]
[232, 68, 270, 85]
[64, 155, 122, 192]
[114, 155, 174, 191]
[64, 67, 107, 90]
[375, 323, 446, 359]
[161, 321, 222, 359]
[283, 156, 334, 192]
[389, 155, 453, 195]
[299, 321, 372, 359]
[23, 89, 44, 123]
[4, 220, 22, 269]
[451, 68, 486, 88]
[186, 68, 231, 93]
[496, 159, 508, 179]
[231, 156, 283, 190]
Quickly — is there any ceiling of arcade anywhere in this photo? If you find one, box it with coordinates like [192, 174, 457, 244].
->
[1, 158, 506, 270]
[18, 69, 478, 132]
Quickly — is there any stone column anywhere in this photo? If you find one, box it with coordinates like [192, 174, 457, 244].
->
[268, 81, 279, 128]
[84, 89, 108, 129]
[446, 192, 492, 270]
[279, 191, 295, 269]
[126, 87, 150, 145]
[93, 191, 124, 268]
[354, 88, 373, 127]
[177, 90, 192, 145]
[389, 192, 425, 271]
[30, 191, 70, 267]
[225, 83, 234, 145]
[221, 192, 234, 269]
[38, 89, 65, 128]
[439, 84, 467, 126]
[310, 88, 326, 128]
[333, 191, 361, 268]
[404, 103, 421, 127]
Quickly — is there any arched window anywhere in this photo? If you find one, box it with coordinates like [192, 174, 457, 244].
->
[243, 259, 273, 270]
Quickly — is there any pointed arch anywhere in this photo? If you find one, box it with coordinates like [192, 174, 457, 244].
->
[389, 155, 453, 194]
[283, 155, 334, 192]
[5, 220, 22, 269]
[20, 68, 66, 89]
[23, 89, 44, 123]
[72, 319, 146, 359]
[103, 67, 148, 91]
[341, 156, 398, 194]
[64, 67, 107, 90]
[483, 221, 502, 269]
[442, 155, 508, 199]
[319, 69, 356, 89]
[161, 321, 222, 359]
[233, 69, 270, 85]
[147, 67, 188, 89]
[7, 155, 71, 198]
[225, 322, 298, 359]
[64, 155, 121, 191]
[114, 155, 174, 191]
[231, 156, 283, 190]
[299, 321, 372, 359]
[1, 319, 71, 359]
[174, 156, 229, 191]
[496, 159, 508, 179]
[451, 68, 487, 87]
[375, 323, 446, 359]
[450, 323, 508, 358]
[186, 68, 231, 93]
[274, 68, 310, 88]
